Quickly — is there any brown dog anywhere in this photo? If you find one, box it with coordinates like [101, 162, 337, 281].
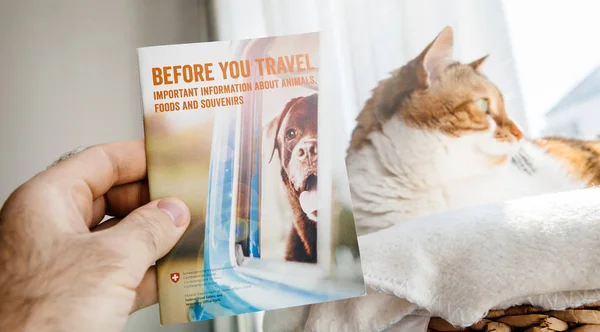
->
[267, 93, 318, 263]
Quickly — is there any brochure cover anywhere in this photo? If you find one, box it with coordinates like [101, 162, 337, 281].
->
[136, 32, 365, 325]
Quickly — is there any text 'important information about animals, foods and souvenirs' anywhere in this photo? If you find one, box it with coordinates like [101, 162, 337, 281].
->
[150, 54, 317, 113]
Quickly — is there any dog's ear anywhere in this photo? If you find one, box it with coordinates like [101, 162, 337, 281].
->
[305, 92, 318, 107]
[264, 116, 280, 164]
[267, 96, 304, 163]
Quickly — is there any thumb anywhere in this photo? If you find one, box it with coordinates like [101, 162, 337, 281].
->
[101, 197, 190, 280]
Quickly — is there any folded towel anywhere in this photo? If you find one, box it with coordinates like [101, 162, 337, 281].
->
[263, 188, 600, 331]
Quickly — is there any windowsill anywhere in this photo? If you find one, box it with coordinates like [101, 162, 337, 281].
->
[234, 256, 365, 296]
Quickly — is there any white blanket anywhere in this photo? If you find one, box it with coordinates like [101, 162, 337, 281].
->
[263, 188, 600, 331]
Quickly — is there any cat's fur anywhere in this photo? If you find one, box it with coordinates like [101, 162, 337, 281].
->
[346, 26, 600, 236]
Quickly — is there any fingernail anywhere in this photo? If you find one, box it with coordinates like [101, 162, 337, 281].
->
[157, 198, 186, 227]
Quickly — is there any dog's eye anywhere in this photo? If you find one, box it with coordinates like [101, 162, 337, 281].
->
[285, 128, 297, 140]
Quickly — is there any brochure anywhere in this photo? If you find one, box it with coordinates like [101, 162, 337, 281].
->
[136, 31, 365, 325]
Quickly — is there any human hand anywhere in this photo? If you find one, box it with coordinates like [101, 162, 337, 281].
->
[0, 140, 190, 332]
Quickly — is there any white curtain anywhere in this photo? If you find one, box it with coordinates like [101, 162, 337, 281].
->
[206, 1, 526, 330]
[209, 0, 528, 150]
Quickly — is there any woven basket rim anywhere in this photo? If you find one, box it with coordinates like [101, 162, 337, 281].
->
[427, 303, 600, 331]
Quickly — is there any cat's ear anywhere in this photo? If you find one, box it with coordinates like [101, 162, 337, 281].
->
[415, 26, 455, 88]
[469, 54, 489, 72]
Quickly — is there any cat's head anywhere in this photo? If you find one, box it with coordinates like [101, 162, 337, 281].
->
[350, 26, 523, 179]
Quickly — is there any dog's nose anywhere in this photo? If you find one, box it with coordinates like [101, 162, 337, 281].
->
[297, 141, 317, 161]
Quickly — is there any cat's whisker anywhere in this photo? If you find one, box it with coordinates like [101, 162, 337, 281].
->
[511, 154, 524, 170]
[521, 154, 536, 173]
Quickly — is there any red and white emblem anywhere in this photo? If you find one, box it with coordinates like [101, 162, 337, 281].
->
[170, 272, 180, 283]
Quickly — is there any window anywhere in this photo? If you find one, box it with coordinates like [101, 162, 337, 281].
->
[202, 36, 355, 294]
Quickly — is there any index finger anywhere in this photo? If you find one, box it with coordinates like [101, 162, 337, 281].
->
[41, 139, 148, 200]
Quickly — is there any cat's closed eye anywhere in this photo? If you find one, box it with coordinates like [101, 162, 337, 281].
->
[475, 98, 490, 115]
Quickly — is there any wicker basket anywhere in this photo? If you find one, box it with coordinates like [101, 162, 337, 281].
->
[427, 303, 600, 331]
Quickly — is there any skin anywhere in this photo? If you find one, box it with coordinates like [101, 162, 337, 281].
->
[0, 140, 191, 332]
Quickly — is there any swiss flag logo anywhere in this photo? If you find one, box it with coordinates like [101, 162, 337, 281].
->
[170, 273, 180, 283]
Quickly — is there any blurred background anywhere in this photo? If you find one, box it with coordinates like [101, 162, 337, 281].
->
[2, 1, 600, 331]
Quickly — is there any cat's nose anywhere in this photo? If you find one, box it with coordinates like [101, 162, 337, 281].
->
[510, 124, 523, 141]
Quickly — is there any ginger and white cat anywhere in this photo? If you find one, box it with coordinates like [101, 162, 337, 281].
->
[346, 26, 600, 236]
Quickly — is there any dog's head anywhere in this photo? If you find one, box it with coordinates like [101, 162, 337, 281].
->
[268, 93, 319, 221]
